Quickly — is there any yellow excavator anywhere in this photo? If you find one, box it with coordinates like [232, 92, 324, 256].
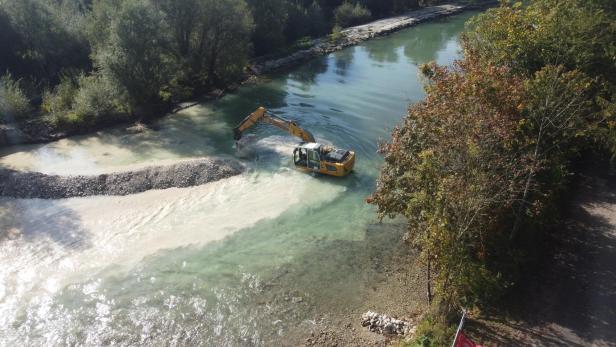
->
[233, 107, 355, 177]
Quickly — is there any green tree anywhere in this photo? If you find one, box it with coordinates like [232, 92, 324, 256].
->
[151, 0, 200, 58]
[334, 2, 371, 28]
[0, 0, 89, 83]
[0, 73, 33, 122]
[285, 1, 328, 42]
[0, 7, 23, 77]
[95, 0, 172, 118]
[195, 0, 254, 85]
[72, 73, 124, 120]
[246, 0, 289, 55]
[371, 0, 611, 324]
[370, 57, 528, 310]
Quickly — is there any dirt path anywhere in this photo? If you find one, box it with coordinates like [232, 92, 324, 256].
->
[470, 174, 616, 346]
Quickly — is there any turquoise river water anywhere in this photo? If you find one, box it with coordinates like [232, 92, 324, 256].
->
[0, 12, 475, 346]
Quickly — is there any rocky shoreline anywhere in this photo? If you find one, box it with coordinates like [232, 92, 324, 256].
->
[0, 157, 245, 199]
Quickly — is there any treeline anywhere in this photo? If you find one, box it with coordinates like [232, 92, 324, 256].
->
[369, 0, 615, 345]
[0, 0, 446, 131]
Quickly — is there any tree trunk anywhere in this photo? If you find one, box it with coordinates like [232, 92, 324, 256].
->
[427, 250, 433, 305]
[510, 169, 534, 241]
[511, 124, 544, 242]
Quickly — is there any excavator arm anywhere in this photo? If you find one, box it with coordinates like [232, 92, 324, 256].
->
[233, 107, 315, 143]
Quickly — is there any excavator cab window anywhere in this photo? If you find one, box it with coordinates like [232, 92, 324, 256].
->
[307, 149, 320, 170]
[294, 148, 308, 167]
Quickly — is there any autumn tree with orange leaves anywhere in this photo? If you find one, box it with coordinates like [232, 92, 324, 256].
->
[369, 1, 607, 322]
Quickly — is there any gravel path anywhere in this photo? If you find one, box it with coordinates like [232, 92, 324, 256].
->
[0, 157, 245, 199]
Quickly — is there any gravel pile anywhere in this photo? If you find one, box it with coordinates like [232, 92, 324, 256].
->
[361, 311, 412, 335]
[0, 157, 245, 199]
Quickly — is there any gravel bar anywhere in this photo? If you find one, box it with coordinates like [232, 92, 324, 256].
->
[0, 157, 245, 199]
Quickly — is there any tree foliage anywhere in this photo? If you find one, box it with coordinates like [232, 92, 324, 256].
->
[0, 73, 32, 123]
[371, 0, 612, 317]
[334, 2, 372, 28]
[0, 0, 456, 130]
[95, 0, 172, 117]
[0, 0, 90, 84]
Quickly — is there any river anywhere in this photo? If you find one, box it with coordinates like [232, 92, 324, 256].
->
[0, 12, 475, 346]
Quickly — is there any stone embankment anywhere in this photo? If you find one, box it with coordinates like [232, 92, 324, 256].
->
[0, 157, 245, 199]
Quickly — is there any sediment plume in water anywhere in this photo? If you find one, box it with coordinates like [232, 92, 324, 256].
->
[0, 157, 245, 199]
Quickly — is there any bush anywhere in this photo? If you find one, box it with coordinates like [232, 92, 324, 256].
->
[285, 1, 328, 43]
[41, 76, 79, 116]
[329, 25, 344, 43]
[73, 74, 123, 120]
[334, 2, 372, 28]
[44, 73, 126, 130]
[0, 73, 32, 123]
[408, 314, 456, 347]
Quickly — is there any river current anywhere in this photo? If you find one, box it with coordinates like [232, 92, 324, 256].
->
[0, 12, 475, 346]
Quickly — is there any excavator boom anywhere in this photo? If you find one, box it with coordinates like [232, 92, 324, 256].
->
[233, 107, 315, 143]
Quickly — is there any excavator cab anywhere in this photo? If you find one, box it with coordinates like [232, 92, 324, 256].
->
[293, 147, 308, 167]
[293, 143, 355, 177]
[294, 143, 321, 170]
[235, 107, 355, 177]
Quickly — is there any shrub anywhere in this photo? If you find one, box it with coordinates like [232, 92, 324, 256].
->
[73, 73, 123, 120]
[334, 2, 372, 28]
[45, 73, 126, 130]
[41, 76, 78, 116]
[329, 25, 344, 43]
[0, 73, 32, 123]
[408, 315, 456, 347]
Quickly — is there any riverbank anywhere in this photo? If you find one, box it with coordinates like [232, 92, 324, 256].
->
[0, 157, 244, 199]
[0, 1, 495, 149]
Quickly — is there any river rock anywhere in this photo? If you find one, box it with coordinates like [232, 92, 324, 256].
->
[361, 311, 412, 335]
[126, 122, 149, 134]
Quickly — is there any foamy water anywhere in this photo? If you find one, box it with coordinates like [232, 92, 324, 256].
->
[0, 104, 231, 175]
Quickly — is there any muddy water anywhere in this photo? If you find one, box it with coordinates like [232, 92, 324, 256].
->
[0, 12, 475, 346]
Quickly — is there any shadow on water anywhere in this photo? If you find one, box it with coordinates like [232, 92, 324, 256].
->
[287, 57, 329, 89]
[402, 15, 467, 65]
[361, 13, 471, 66]
[333, 48, 355, 78]
[364, 39, 400, 64]
[0, 199, 90, 250]
[214, 82, 290, 125]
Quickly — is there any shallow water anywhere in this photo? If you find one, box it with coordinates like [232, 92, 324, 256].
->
[0, 12, 475, 346]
